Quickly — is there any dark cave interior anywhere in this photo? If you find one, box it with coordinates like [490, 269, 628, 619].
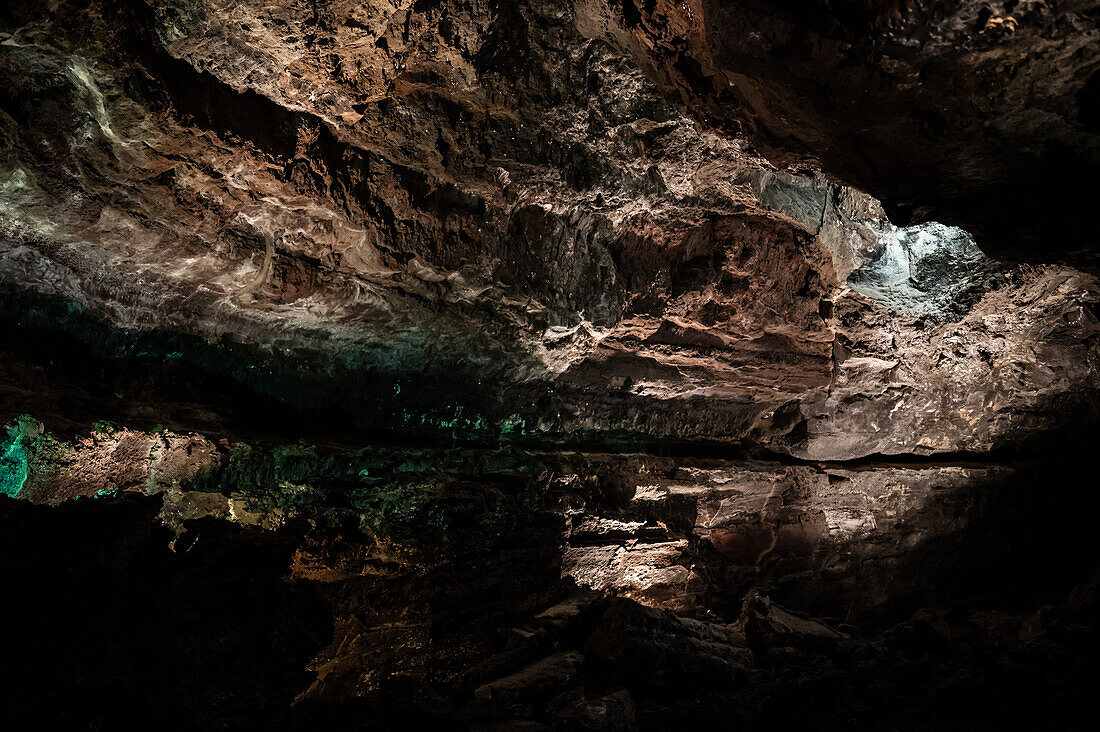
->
[2, 1, 1100, 730]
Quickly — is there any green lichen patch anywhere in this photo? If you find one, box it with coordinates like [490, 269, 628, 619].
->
[3, 409, 549, 542]
[1, 430, 28, 498]
[1, 415, 50, 498]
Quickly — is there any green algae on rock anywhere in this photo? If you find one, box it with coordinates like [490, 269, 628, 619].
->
[0, 423, 29, 498]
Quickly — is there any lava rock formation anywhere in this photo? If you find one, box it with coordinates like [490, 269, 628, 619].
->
[1, 1, 1098, 730]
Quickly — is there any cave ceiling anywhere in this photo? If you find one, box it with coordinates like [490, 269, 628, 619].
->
[2, 0, 1098, 459]
[2, 2, 1099, 729]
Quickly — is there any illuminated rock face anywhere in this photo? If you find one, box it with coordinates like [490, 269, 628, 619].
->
[846, 223, 995, 318]
[593, 0, 1100, 259]
[1, 1, 1099, 729]
[3, 1, 1098, 458]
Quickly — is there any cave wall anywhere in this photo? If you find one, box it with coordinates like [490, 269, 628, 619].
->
[2, 1, 1099, 729]
[2, 0, 1098, 457]
[589, 0, 1100, 259]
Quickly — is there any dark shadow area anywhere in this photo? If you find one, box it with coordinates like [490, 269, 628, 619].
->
[0, 494, 331, 730]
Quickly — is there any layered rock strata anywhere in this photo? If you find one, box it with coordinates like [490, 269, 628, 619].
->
[2, 1, 1099, 729]
[3, 1, 1098, 458]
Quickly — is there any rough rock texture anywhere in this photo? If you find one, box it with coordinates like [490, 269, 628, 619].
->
[2, 1, 1099, 729]
[2, 0, 1098, 458]
[3, 486, 1098, 729]
[591, 0, 1100, 259]
[3, 418, 1099, 729]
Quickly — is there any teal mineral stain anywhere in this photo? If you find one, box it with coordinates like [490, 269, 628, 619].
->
[165, 351, 183, 360]
[1, 430, 29, 498]
[500, 416, 524, 436]
[94, 488, 117, 499]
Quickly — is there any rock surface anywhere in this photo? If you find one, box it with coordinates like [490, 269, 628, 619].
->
[1, 1, 1099, 729]
[2, 1, 1098, 458]
[3, 487, 1098, 729]
[591, 0, 1100, 258]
